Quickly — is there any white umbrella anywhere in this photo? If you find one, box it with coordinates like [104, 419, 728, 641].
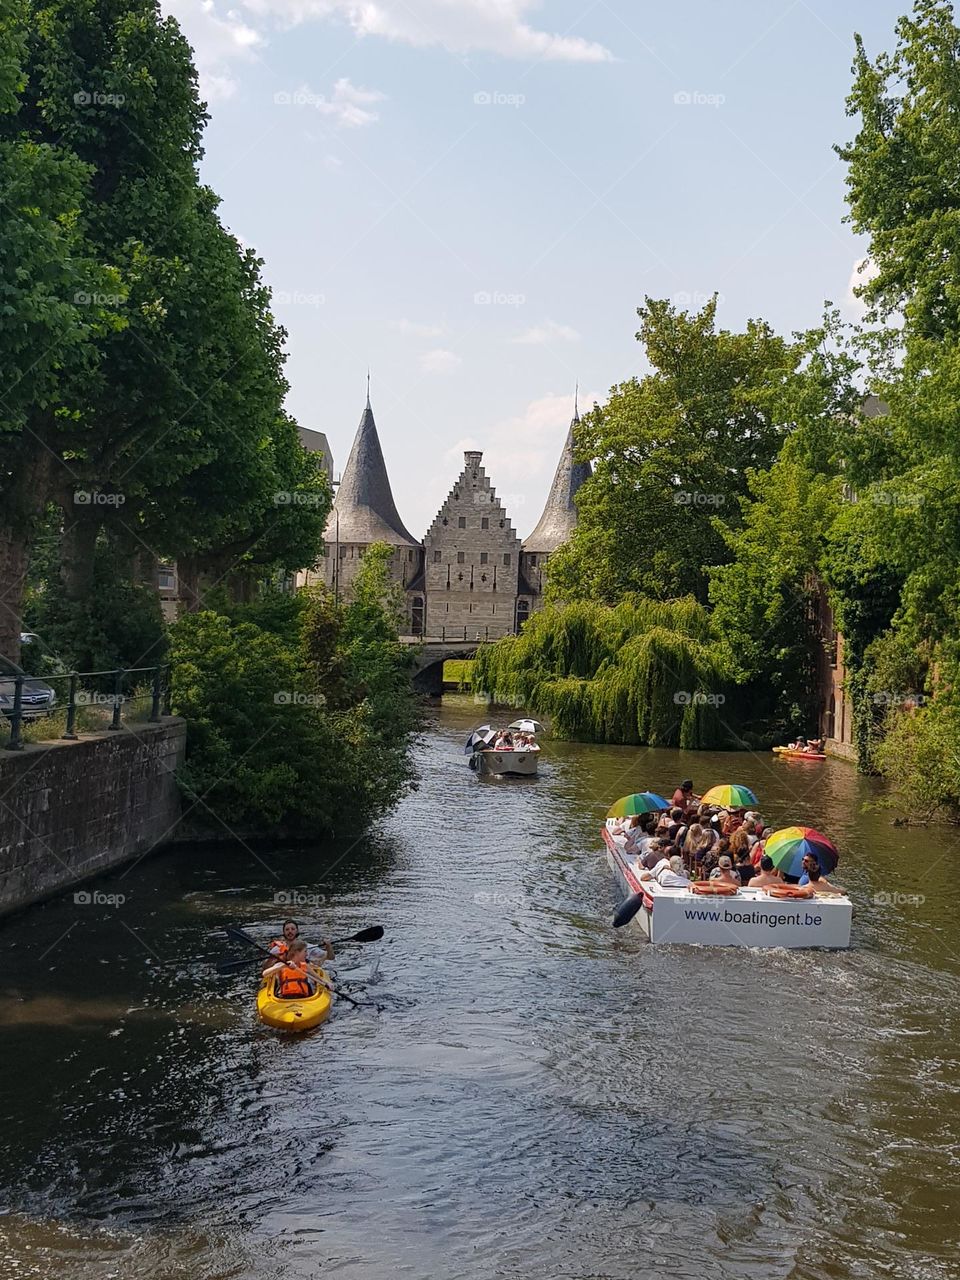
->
[508, 718, 543, 734]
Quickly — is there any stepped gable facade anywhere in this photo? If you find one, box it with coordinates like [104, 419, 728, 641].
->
[310, 395, 590, 635]
[420, 450, 522, 639]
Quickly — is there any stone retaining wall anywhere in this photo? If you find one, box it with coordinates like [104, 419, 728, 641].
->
[0, 719, 185, 916]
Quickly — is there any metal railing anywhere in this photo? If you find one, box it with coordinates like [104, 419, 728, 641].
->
[402, 626, 520, 644]
[2, 664, 171, 751]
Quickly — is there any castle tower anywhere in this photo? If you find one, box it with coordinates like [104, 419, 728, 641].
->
[520, 408, 592, 610]
[321, 394, 422, 605]
[421, 450, 521, 639]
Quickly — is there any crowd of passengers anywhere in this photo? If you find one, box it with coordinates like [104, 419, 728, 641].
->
[489, 731, 539, 751]
[609, 780, 845, 896]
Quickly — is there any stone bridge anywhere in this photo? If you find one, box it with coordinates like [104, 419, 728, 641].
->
[400, 634, 492, 695]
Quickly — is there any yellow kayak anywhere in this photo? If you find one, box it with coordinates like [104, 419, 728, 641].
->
[256, 971, 334, 1032]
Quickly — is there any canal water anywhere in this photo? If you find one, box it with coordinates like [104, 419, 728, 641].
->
[0, 699, 958, 1279]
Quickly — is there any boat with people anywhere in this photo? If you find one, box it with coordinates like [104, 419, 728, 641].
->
[603, 786, 852, 949]
[256, 970, 333, 1031]
[464, 719, 542, 777]
[773, 736, 826, 760]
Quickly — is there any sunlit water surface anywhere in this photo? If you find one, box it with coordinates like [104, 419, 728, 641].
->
[1, 699, 958, 1279]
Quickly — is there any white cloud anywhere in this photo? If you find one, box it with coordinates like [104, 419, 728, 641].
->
[241, 0, 613, 62]
[281, 78, 384, 126]
[420, 348, 462, 373]
[433, 391, 593, 532]
[512, 319, 581, 345]
[164, 0, 261, 100]
[394, 318, 445, 337]
[165, 0, 611, 104]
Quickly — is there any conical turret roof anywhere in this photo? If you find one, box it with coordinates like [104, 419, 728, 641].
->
[523, 415, 592, 553]
[325, 397, 418, 546]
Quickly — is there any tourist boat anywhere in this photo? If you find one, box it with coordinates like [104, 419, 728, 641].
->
[603, 828, 852, 949]
[468, 744, 539, 777]
[256, 972, 333, 1032]
[773, 746, 826, 760]
[465, 723, 541, 777]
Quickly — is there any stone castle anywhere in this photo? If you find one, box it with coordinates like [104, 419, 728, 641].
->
[306, 395, 591, 636]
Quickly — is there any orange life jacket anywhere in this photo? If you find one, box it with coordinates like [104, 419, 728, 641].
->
[277, 962, 312, 998]
[270, 939, 289, 958]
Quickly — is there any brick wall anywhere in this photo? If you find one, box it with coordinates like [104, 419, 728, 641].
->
[0, 720, 186, 916]
[422, 452, 521, 638]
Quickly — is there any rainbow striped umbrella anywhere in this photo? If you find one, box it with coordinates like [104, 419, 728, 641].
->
[700, 784, 757, 809]
[765, 826, 839, 878]
[606, 792, 671, 818]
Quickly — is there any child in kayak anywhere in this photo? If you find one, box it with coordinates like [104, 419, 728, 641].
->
[262, 939, 329, 999]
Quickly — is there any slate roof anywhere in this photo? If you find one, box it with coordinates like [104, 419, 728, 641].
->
[324, 398, 419, 547]
[523, 417, 592, 554]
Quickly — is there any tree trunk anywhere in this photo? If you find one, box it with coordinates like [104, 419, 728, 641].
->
[0, 531, 30, 664]
[177, 554, 202, 614]
[59, 504, 101, 602]
[0, 430, 56, 663]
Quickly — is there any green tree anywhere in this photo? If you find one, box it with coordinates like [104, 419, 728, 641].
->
[546, 297, 799, 604]
[0, 0, 121, 661]
[839, 0, 960, 342]
[709, 454, 842, 735]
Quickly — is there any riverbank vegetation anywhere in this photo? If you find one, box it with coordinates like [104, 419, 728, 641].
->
[0, 1, 416, 835]
[169, 546, 418, 836]
[478, 1, 960, 817]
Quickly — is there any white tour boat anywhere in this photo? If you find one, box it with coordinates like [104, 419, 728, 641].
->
[465, 723, 541, 777]
[603, 827, 852, 949]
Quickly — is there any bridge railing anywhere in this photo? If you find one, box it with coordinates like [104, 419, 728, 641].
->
[400, 626, 519, 645]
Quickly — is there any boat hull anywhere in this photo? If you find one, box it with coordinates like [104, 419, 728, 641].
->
[256, 973, 333, 1031]
[773, 747, 826, 759]
[470, 749, 539, 776]
[603, 830, 851, 949]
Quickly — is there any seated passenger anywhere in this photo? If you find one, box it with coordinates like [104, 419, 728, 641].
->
[656, 854, 691, 888]
[722, 808, 744, 837]
[709, 854, 740, 886]
[642, 837, 675, 870]
[806, 866, 845, 895]
[735, 849, 756, 884]
[261, 939, 322, 999]
[748, 854, 781, 889]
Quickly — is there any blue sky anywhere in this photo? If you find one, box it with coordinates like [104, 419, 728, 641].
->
[166, 0, 906, 538]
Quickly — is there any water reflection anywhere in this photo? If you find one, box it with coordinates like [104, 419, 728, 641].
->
[0, 701, 957, 1277]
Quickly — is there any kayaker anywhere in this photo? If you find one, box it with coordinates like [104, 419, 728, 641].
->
[262, 939, 325, 999]
[267, 920, 335, 967]
[269, 919, 301, 958]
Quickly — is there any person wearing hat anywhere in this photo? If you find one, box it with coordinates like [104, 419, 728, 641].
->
[671, 779, 697, 808]
[709, 854, 741, 887]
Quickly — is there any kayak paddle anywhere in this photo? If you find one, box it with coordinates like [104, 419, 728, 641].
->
[221, 922, 385, 1010]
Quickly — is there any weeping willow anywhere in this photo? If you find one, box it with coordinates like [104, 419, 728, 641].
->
[473, 598, 733, 747]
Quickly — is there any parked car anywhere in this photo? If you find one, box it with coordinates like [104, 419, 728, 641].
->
[0, 656, 58, 719]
